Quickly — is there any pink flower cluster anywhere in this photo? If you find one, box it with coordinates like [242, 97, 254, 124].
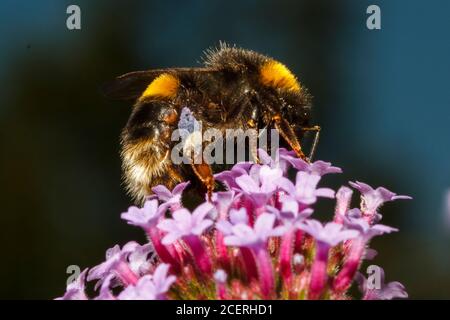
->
[57, 148, 410, 300]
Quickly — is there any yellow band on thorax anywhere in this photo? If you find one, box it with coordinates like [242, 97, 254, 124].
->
[259, 60, 301, 92]
[139, 73, 180, 101]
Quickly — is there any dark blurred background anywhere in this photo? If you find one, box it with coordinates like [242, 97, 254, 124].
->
[0, 0, 449, 299]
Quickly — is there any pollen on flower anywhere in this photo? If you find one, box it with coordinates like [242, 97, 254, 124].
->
[57, 148, 410, 300]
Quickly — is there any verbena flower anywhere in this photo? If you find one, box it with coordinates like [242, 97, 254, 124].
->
[118, 264, 176, 300]
[349, 181, 411, 223]
[57, 148, 410, 300]
[157, 203, 214, 245]
[148, 182, 189, 211]
[296, 220, 359, 299]
[278, 171, 335, 205]
[356, 266, 408, 300]
[121, 199, 162, 232]
[87, 242, 140, 288]
[222, 213, 285, 248]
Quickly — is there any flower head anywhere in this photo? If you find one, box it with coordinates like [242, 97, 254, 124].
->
[349, 181, 411, 220]
[297, 220, 359, 247]
[279, 171, 335, 205]
[223, 213, 286, 248]
[58, 146, 409, 300]
[121, 199, 163, 231]
[157, 203, 214, 245]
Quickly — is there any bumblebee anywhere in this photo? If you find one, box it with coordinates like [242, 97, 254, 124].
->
[104, 44, 319, 203]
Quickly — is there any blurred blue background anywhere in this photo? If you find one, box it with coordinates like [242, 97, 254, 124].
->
[0, 0, 449, 299]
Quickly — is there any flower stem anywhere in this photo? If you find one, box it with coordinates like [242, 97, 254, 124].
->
[184, 235, 212, 276]
[308, 241, 330, 300]
[215, 230, 230, 271]
[147, 228, 181, 273]
[293, 229, 304, 254]
[253, 246, 275, 299]
[333, 238, 365, 292]
[279, 228, 294, 284]
[115, 261, 138, 286]
[240, 247, 258, 281]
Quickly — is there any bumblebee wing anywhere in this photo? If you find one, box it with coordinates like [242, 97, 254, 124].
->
[101, 68, 218, 101]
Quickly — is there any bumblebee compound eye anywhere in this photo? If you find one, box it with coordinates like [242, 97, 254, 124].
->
[259, 60, 301, 93]
[138, 73, 180, 102]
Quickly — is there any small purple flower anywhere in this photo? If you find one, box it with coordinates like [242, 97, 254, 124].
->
[333, 211, 397, 292]
[297, 220, 359, 247]
[356, 266, 408, 300]
[235, 165, 283, 195]
[211, 191, 238, 220]
[278, 171, 335, 205]
[118, 264, 176, 300]
[150, 263, 177, 298]
[157, 203, 214, 245]
[267, 195, 313, 224]
[215, 162, 253, 189]
[121, 199, 163, 231]
[344, 209, 398, 241]
[297, 220, 358, 299]
[280, 154, 342, 176]
[257, 148, 296, 173]
[349, 181, 411, 221]
[56, 268, 88, 300]
[216, 208, 249, 235]
[148, 182, 189, 211]
[118, 275, 156, 300]
[223, 213, 286, 248]
[88, 242, 140, 287]
[94, 274, 116, 300]
[128, 243, 155, 276]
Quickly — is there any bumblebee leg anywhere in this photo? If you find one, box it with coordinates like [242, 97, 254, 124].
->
[301, 125, 321, 161]
[191, 162, 215, 201]
[272, 114, 307, 161]
[252, 147, 260, 164]
[246, 119, 260, 164]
